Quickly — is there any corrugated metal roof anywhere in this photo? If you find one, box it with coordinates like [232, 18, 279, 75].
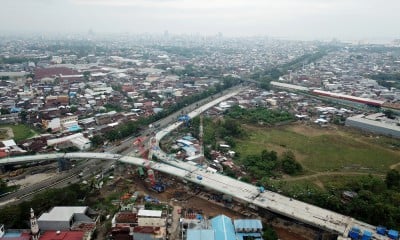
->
[137, 209, 162, 218]
[211, 215, 236, 240]
[234, 219, 263, 231]
[236, 232, 263, 240]
[187, 229, 215, 240]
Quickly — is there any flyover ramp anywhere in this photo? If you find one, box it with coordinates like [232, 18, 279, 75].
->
[151, 87, 387, 239]
[0, 86, 389, 239]
[0, 153, 66, 165]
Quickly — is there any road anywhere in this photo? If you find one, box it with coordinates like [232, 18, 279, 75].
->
[106, 84, 245, 155]
[0, 85, 244, 206]
[0, 158, 108, 207]
[0, 85, 389, 239]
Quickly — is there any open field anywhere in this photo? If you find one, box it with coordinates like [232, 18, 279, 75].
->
[270, 174, 382, 194]
[0, 124, 37, 142]
[235, 123, 400, 174]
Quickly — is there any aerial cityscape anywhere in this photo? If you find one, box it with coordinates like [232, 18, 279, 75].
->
[0, 1, 400, 240]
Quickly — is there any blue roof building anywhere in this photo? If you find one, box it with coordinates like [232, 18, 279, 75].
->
[10, 107, 21, 113]
[236, 232, 263, 240]
[234, 219, 263, 233]
[234, 219, 263, 240]
[388, 230, 399, 239]
[183, 135, 197, 141]
[211, 215, 236, 240]
[182, 146, 198, 156]
[68, 125, 82, 132]
[187, 229, 215, 240]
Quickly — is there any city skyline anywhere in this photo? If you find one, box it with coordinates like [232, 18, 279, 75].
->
[0, 0, 399, 42]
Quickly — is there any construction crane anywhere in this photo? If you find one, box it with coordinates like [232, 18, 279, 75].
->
[134, 136, 165, 193]
[133, 137, 150, 167]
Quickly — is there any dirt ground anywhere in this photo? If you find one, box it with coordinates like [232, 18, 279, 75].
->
[287, 123, 336, 137]
[0, 127, 14, 140]
[133, 173, 320, 240]
[275, 227, 311, 240]
[8, 173, 56, 188]
[93, 168, 327, 240]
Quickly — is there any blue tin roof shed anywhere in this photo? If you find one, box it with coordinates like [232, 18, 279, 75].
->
[211, 215, 236, 240]
[187, 229, 215, 240]
[234, 219, 263, 232]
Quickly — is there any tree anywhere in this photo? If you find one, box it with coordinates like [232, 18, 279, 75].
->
[261, 150, 278, 162]
[70, 106, 78, 113]
[83, 71, 91, 81]
[281, 151, 302, 175]
[222, 118, 243, 137]
[0, 178, 7, 194]
[386, 169, 400, 190]
[0, 108, 10, 115]
[19, 110, 28, 123]
[262, 225, 278, 240]
[383, 109, 396, 119]
[223, 136, 236, 148]
[223, 166, 236, 178]
[90, 135, 105, 147]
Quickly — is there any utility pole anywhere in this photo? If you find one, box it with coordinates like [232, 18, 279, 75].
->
[199, 113, 204, 166]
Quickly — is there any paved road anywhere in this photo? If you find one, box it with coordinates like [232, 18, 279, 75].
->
[0, 85, 244, 206]
[0, 158, 108, 207]
[0, 85, 389, 239]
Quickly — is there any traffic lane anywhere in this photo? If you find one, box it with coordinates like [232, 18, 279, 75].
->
[0, 158, 109, 206]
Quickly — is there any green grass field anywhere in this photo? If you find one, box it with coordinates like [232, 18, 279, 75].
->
[235, 124, 400, 174]
[0, 124, 37, 143]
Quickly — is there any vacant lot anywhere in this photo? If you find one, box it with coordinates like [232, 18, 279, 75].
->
[0, 124, 37, 142]
[235, 123, 400, 174]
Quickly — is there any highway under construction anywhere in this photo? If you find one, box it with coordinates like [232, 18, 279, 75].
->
[0, 88, 390, 240]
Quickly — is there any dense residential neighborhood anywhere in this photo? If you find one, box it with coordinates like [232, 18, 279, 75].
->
[0, 33, 399, 240]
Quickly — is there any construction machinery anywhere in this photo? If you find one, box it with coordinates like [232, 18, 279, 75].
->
[134, 136, 165, 193]
[133, 137, 149, 160]
[178, 115, 191, 127]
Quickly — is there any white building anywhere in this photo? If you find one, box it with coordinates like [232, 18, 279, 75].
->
[47, 133, 91, 150]
[346, 114, 400, 138]
[38, 206, 93, 231]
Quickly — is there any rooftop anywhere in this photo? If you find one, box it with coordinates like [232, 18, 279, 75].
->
[347, 114, 400, 132]
[210, 215, 236, 240]
[234, 219, 263, 231]
[187, 229, 215, 240]
[137, 209, 162, 218]
[39, 231, 85, 240]
[38, 206, 88, 222]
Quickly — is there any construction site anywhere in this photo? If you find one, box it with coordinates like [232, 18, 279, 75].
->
[104, 158, 325, 240]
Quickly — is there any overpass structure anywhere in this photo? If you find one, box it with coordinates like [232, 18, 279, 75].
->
[0, 87, 388, 239]
[0, 152, 386, 239]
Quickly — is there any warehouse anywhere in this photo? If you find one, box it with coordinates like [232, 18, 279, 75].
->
[345, 114, 400, 138]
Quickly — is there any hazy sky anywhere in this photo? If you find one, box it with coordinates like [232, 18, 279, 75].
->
[1, 0, 399, 41]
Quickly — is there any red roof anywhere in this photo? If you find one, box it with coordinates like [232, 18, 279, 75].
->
[34, 67, 79, 80]
[133, 226, 160, 234]
[115, 212, 137, 223]
[39, 231, 84, 240]
[0, 151, 7, 158]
